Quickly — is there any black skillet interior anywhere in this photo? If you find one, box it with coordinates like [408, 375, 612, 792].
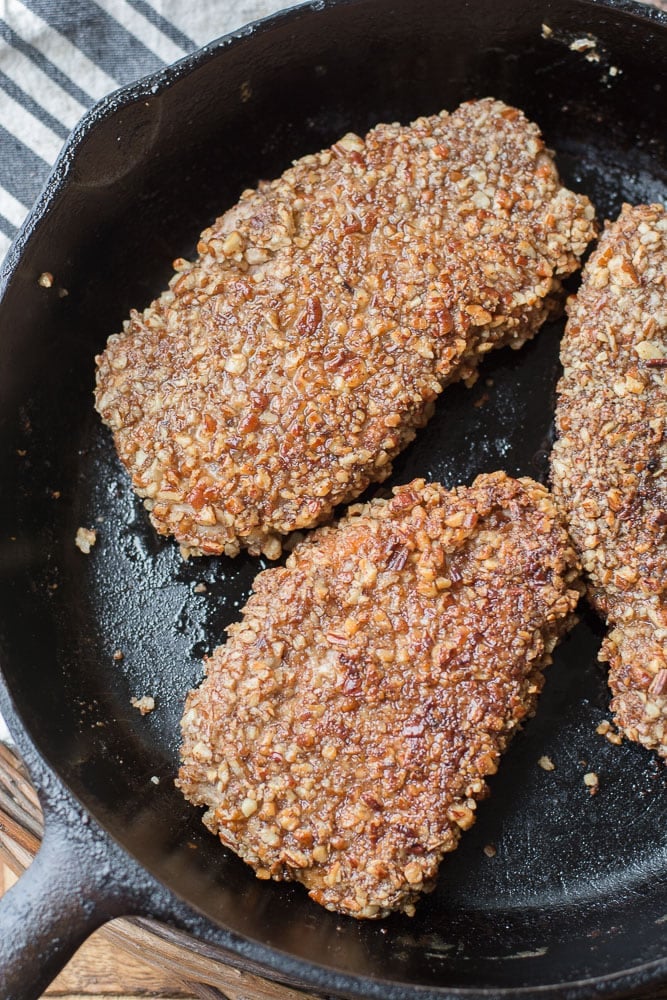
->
[1, 0, 667, 994]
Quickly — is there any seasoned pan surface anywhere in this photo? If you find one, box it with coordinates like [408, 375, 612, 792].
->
[1, 0, 667, 995]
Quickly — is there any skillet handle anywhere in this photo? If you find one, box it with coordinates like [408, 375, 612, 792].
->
[0, 816, 125, 1000]
[0, 742, 170, 1000]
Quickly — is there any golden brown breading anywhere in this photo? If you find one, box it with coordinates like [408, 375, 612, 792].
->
[177, 473, 581, 918]
[551, 203, 667, 756]
[95, 99, 595, 558]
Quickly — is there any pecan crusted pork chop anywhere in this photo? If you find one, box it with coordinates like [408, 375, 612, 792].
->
[177, 473, 581, 918]
[96, 99, 595, 558]
[551, 204, 667, 757]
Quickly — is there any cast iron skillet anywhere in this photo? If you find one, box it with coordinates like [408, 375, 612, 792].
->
[0, 0, 666, 997]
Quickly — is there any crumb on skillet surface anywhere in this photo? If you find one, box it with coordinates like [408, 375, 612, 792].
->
[551, 203, 667, 757]
[131, 695, 155, 715]
[75, 526, 97, 553]
[177, 473, 582, 918]
[95, 98, 596, 558]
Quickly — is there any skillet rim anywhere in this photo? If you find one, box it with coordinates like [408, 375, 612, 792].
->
[1, 0, 667, 996]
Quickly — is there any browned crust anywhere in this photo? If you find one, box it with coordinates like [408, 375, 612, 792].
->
[551, 203, 667, 756]
[95, 99, 595, 558]
[177, 472, 581, 917]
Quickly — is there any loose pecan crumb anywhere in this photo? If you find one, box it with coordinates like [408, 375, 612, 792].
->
[583, 772, 600, 796]
[131, 695, 155, 715]
[75, 527, 97, 553]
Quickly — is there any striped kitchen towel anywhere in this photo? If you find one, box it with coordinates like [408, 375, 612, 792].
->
[0, 0, 294, 263]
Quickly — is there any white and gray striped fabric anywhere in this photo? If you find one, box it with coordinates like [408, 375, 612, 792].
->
[0, 0, 297, 264]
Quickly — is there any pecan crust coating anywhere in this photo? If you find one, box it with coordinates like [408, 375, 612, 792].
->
[552, 203, 667, 756]
[96, 99, 595, 557]
[178, 473, 581, 917]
